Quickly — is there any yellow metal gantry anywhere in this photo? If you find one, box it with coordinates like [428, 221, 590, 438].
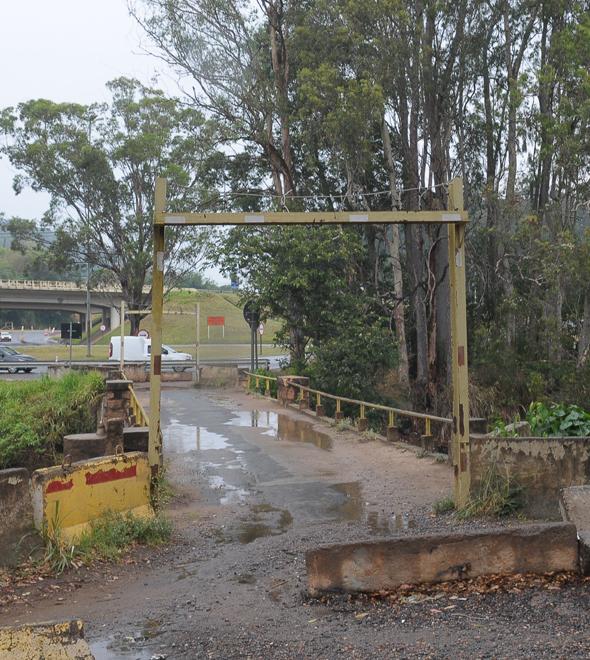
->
[150, 177, 471, 505]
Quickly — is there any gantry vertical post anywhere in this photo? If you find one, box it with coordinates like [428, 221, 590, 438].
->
[447, 177, 470, 506]
[149, 177, 166, 475]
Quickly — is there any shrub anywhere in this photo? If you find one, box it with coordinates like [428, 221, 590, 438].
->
[526, 401, 590, 437]
[0, 372, 105, 469]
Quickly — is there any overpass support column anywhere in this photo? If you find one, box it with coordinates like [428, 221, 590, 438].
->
[110, 305, 121, 330]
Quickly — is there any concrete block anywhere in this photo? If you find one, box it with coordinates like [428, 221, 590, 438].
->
[470, 417, 488, 434]
[578, 531, 590, 575]
[387, 426, 401, 442]
[334, 412, 344, 421]
[560, 485, 590, 530]
[357, 418, 368, 432]
[306, 523, 578, 595]
[63, 432, 108, 463]
[315, 405, 325, 418]
[420, 435, 434, 452]
[32, 452, 152, 542]
[0, 468, 34, 567]
[106, 379, 132, 392]
[123, 426, 149, 453]
[0, 620, 92, 658]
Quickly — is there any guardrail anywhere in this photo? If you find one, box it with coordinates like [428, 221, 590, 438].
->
[0, 279, 149, 293]
[243, 371, 452, 436]
[0, 358, 271, 371]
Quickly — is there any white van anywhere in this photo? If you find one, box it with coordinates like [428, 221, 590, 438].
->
[109, 336, 192, 371]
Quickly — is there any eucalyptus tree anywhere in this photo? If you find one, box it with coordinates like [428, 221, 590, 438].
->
[0, 78, 218, 332]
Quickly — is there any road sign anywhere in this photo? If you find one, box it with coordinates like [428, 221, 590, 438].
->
[61, 322, 82, 340]
[138, 329, 150, 338]
[258, 322, 264, 335]
[243, 302, 260, 329]
[100, 324, 106, 332]
[207, 316, 225, 326]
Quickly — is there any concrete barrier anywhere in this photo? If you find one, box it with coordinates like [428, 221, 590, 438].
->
[0, 619, 92, 658]
[32, 452, 152, 542]
[470, 435, 590, 518]
[0, 468, 35, 567]
[306, 523, 578, 595]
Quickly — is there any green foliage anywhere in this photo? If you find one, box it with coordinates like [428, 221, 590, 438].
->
[459, 466, 523, 519]
[490, 417, 520, 438]
[248, 368, 278, 397]
[433, 497, 455, 515]
[527, 402, 590, 437]
[0, 372, 105, 469]
[43, 510, 171, 574]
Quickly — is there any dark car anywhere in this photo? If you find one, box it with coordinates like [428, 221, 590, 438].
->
[0, 346, 37, 373]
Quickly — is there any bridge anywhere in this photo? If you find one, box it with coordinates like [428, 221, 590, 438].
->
[0, 279, 132, 328]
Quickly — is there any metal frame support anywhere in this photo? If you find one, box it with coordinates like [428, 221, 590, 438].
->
[447, 178, 470, 507]
[150, 175, 471, 502]
[148, 177, 166, 475]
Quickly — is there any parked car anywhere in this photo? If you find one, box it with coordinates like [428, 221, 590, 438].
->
[0, 331, 12, 342]
[0, 346, 37, 373]
[109, 336, 192, 371]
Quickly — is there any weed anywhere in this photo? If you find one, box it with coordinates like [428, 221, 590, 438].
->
[360, 430, 380, 442]
[458, 465, 522, 519]
[42, 510, 171, 574]
[333, 418, 353, 432]
[433, 453, 448, 463]
[433, 497, 455, 515]
[416, 448, 429, 459]
[150, 463, 174, 511]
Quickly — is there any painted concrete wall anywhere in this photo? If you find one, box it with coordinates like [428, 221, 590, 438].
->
[470, 435, 590, 518]
[31, 452, 152, 542]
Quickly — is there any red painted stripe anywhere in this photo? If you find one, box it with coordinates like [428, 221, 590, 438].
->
[46, 479, 74, 494]
[85, 465, 137, 485]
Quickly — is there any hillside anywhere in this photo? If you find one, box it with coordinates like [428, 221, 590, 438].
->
[96, 289, 282, 346]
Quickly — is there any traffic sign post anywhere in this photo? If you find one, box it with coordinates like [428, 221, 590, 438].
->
[243, 302, 260, 371]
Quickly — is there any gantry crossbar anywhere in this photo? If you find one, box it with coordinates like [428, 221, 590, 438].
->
[150, 177, 471, 506]
[159, 210, 468, 226]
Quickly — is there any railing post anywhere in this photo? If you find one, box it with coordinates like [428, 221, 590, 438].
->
[358, 404, 368, 432]
[335, 398, 344, 421]
[387, 410, 399, 442]
[316, 393, 324, 417]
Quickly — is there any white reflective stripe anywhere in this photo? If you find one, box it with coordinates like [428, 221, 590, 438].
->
[157, 252, 165, 272]
[442, 213, 462, 222]
[244, 215, 265, 223]
[165, 215, 185, 224]
[349, 214, 369, 222]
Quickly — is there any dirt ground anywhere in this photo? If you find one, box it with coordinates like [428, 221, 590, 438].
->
[1, 385, 590, 659]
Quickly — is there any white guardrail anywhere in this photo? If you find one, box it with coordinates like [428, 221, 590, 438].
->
[0, 279, 150, 293]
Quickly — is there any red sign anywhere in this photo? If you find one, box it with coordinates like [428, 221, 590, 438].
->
[207, 316, 225, 326]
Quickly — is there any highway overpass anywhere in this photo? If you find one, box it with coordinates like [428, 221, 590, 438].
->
[0, 279, 133, 328]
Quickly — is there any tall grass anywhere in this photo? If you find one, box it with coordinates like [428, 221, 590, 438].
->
[0, 372, 105, 469]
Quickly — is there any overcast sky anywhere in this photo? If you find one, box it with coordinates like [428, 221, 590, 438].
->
[0, 0, 225, 282]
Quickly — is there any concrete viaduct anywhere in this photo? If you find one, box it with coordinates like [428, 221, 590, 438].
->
[0, 279, 129, 329]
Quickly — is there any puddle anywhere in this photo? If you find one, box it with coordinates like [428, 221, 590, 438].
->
[270, 415, 333, 450]
[214, 504, 293, 544]
[208, 474, 250, 505]
[164, 421, 230, 452]
[327, 483, 416, 533]
[226, 410, 278, 430]
[90, 623, 163, 660]
[226, 410, 332, 450]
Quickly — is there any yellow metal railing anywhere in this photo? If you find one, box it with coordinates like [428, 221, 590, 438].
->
[122, 371, 150, 428]
[243, 371, 451, 436]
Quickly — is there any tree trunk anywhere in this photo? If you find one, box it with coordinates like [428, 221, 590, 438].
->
[578, 291, 590, 367]
[381, 115, 409, 388]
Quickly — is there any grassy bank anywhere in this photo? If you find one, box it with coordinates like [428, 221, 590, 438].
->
[0, 372, 105, 469]
[22, 342, 286, 361]
[96, 289, 282, 345]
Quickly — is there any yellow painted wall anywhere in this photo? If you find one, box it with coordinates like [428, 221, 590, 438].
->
[32, 452, 152, 542]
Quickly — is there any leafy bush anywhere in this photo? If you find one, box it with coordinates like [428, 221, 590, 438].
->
[527, 402, 590, 437]
[0, 372, 105, 469]
[247, 368, 278, 397]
